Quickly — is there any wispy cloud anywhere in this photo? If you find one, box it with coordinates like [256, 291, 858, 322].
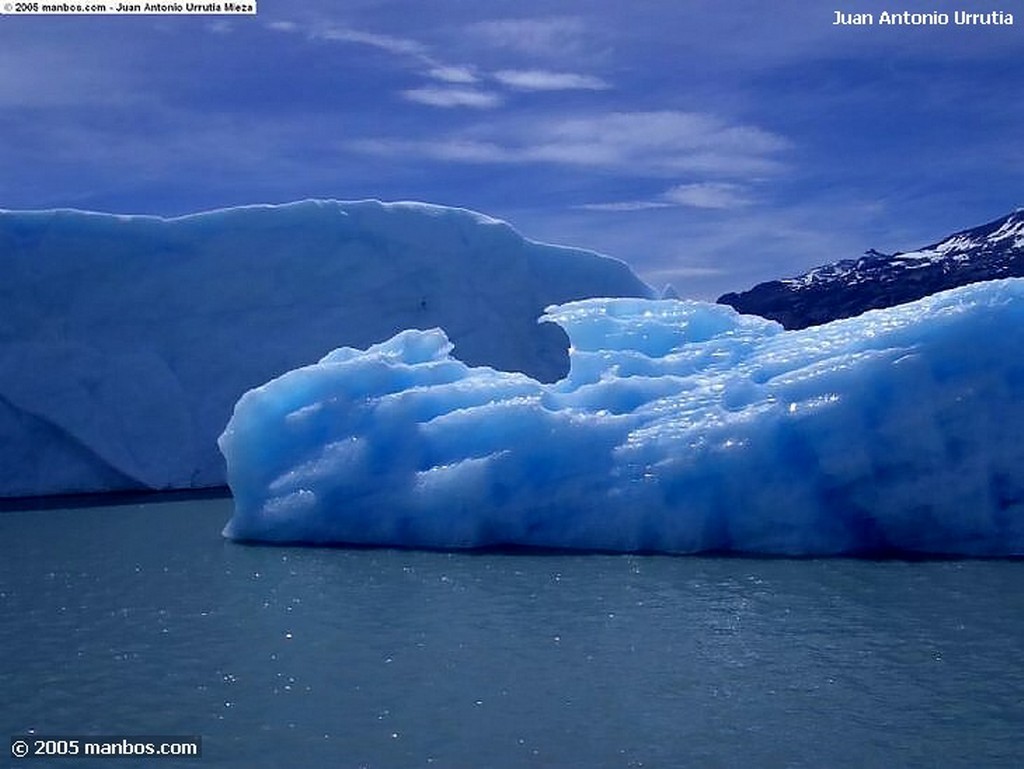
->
[400, 88, 501, 109]
[501, 112, 788, 176]
[645, 265, 728, 279]
[346, 138, 505, 163]
[578, 183, 753, 213]
[467, 17, 589, 57]
[665, 183, 752, 209]
[427, 66, 479, 84]
[581, 183, 757, 214]
[349, 111, 788, 177]
[266, 20, 609, 109]
[264, 20, 297, 33]
[576, 200, 674, 212]
[492, 69, 610, 91]
[315, 27, 429, 57]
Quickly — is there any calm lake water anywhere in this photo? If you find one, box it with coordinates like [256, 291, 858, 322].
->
[2, 497, 1022, 768]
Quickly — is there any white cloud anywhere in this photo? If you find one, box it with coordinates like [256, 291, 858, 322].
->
[265, 23, 494, 107]
[527, 112, 788, 174]
[492, 69, 610, 91]
[348, 138, 510, 162]
[645, 265, 727, 279]
[352, 111, 788, 177]
[265, 21, 298, 33]
[316, 27, 428, 57]
[664, 183, 752, 209]
[577, 183, 753, 213]
[468, 18, 588, 56]
[427, 66, 479, 84]
[400, 88, 502, 109]
[585, 184, 753, 214]
[264, 21, 612, 110]
[576, 201, 674, 212]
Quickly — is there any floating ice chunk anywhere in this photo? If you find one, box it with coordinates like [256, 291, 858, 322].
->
[220, 279, 1024, 556]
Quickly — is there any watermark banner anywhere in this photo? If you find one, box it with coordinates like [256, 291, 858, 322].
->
[11, 736, 202, 760]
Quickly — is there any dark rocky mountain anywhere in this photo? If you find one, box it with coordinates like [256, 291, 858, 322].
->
[717, 209, 1024, 329]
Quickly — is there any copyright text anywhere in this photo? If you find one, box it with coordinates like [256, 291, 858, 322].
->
[11, 736, 202, 760]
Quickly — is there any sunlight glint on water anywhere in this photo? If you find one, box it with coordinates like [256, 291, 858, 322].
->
[2, 497, 1022, 768]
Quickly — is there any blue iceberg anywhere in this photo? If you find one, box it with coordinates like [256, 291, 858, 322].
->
[0, 200, 650, 498]
[220, 279, 1024, 556]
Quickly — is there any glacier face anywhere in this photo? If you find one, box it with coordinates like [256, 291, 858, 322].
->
[0, 200, 652, 498]
[221, 279, 1024, 556]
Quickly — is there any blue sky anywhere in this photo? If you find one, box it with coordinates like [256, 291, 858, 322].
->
[1, 0, 1021, 297]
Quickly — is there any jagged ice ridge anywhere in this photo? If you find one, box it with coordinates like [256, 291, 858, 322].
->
[220, 279, 1024, 556]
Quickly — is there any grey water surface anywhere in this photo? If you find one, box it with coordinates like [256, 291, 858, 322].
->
[2, 498, 1022, 768]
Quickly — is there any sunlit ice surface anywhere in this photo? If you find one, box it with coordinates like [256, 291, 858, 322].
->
[220, 279, 1024, 556]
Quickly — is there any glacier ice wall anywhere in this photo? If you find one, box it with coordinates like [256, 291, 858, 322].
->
[0, 200, 652, 498]
[220, 279, 1024, 556]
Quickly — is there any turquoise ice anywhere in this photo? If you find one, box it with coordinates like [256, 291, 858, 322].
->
[221, 279, 1024, 556]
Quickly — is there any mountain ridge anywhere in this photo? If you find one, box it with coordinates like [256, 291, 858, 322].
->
[717, 209, 1024, 328]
